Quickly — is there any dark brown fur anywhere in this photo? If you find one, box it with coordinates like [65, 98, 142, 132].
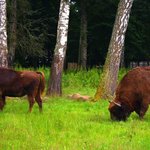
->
[109, 67, 150, 121]
[0, 67, 45, 112]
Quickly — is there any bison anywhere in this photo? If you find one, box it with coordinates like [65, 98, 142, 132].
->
[109, 66, 150, 121]
[0, 67, 45, 112]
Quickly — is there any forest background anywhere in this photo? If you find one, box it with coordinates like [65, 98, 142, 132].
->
[7, 0, 150, 68]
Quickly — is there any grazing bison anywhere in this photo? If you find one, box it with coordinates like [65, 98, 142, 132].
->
[0, 67, 45, 112]
[109, 66, 150, 121]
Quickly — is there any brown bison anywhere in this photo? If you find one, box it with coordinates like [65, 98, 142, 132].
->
[0, 67, 45, 112]
[109, 66, 150, 121]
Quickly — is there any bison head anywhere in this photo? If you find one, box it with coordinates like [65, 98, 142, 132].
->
[108, 101, 131, 121]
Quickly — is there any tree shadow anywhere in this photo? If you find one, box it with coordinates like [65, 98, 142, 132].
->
[87, 114, 111, 123]
[1, 101, 40, 115]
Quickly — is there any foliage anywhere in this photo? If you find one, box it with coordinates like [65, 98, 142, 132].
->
[63, 68, 100, 88]
[125, 0, 150, 62]
[13, 0, 59, 67]
[6, 0, 150, 68]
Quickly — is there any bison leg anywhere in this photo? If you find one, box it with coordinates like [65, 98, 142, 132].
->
[0, 100, 4, 110]
[139, 104, 149, 119]
[27, 95, 35, 113]
[0, 95, 6, 110]
[35, 94, 42, 112]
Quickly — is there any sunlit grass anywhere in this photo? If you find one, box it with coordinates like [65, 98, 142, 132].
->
[1, 68, 149, 150]
[1, 97, 150, 150]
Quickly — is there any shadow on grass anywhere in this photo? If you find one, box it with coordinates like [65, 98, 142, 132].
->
[1, 102, 41, 115]
[88, 112, 150, 124]
[88, 114, 111, 123]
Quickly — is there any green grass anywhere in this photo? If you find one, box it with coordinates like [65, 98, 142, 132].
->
[1, 98, 150, 150]
[1, 68, 150, 150]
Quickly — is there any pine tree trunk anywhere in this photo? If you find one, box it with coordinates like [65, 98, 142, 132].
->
[47, 0, 70, 96]
[0, 0, 8, 67]
[8, 0, 17, 67]
[78, 0, 87, 69]
[94, 0, 134, 100]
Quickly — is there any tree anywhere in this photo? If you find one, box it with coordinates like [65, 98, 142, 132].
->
[94, 0, 134, 100]
[78, 0, 87, 69]
[0, 0, 8, 67]
[15, 0, 50, 67]
[47, 0, 70, 96]
[7, 0, 17, 67]
[120, 45, 125, 68]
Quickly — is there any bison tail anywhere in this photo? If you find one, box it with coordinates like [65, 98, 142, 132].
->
[36, 71, 45, 95]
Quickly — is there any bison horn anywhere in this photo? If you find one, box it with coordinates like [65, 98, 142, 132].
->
[109, 100, 121, 107]
[113, 101, 121, 107]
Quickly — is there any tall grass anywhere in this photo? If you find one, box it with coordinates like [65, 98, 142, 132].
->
[62, 68, 101, 96]
[2, 67, 149, 150]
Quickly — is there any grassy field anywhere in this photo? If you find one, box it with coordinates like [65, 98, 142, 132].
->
[1, 68, 150, 150]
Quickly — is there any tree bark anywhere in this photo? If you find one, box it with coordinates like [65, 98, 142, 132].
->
[120, 46, 125, 68]
[78, 0, 87, 69]
[0, 0, 8, 67]
[94, 0, 134, 100]
[47, 0, 70, 96]
[8, 0, 17, 67]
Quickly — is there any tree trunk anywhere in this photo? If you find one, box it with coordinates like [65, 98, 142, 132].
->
[8, 0, 17, 67]
[47, 0, 70, 96]
[94, 0, 134, 100]
[78, 0, 87, 70]
[0, 0, 8, 67]
[120, 46, 125, 68]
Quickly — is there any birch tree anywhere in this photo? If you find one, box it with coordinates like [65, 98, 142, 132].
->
[95, 0, 134, 100]
[0, 0, 8, 67]
[47, 0, 70, 96]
